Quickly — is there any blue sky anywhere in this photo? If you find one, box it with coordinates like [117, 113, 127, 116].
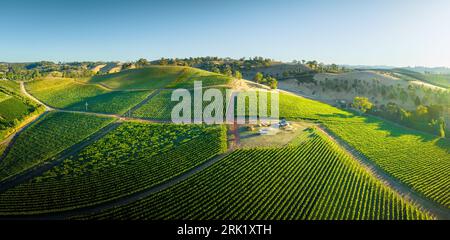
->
[1, 0, 450, 67]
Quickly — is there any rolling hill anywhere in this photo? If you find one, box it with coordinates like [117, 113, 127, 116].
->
[0, 64, 448, 220]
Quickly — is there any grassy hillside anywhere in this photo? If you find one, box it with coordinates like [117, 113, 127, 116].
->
[389, 68, 450, 88]
[26, 77, 154, 114]
[81, 130, 430, 220]
[26, 77, 108, 108]
[89, 66, 232, 90]
[90, 67, 183, 89]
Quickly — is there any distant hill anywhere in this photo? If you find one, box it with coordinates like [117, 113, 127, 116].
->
[403, 66, 450, 74]
[241, 63, 311, 80]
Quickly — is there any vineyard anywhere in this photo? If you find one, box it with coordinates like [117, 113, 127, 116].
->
[0, 80, 44, 140]
[0, 66, 448, 220]
[79, 129, 431, 220]
[89, 66, 231, 90]
[0, 123, 227, 214]
[0, 112, 114, 182]
[132, 87, 231, 120]
[25, 77, 108, 108]
[64, 90, 153, 114]
[323, 116, 450, 208]
[25, 77, 154, 114]
[279, 92, 352, 121]
[165, 68, 232, 88]
[0, 143, 6, 156]
[275, 93, 450, 209]
[89, 66, 186, 90]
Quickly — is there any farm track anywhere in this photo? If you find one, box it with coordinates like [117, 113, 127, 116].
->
[1, 149, 233, 220]
[316, 125, 450, 220]
[0, 122, 122, 193]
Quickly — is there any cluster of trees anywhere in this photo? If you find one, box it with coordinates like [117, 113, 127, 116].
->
[150, 56, 276, 72]
[316, 77, 450, 107]
[0, 61, 105, 80]
[253, 72, 278, 89]
[352, 96, 447, 138]
[373, 103, 447, 138]
[291, 60, 347, 73]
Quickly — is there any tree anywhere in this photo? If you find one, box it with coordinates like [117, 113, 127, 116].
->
[253, 72, 263, 83]
[265, 76, 278, 89]
[223, 68, 233, 77]
[159, 58, 168, 66]
[269, 78, 277, 89]
[399, 108, 411, 122]
[416, 105, 429, 117]
[414, 96, 421, 106]
[136, 58, 149, 68]
[352, 97, 373, 114]
[438, 118, 446, 138]
[234, 70, 242, 79]
[122, 62, 133, 69]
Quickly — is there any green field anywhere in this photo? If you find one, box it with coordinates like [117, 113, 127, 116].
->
[132, 87, 231, 120]
[26, 77, 108, 108]
[0, 123, 227, 215]
[26, 67, 232, 115]
[0, 80, 21, 94]
[0, 91, 10, 102]
[132, 90, 175, 120]
[276, 93, 450, 209]
[89, 66, 232, 90]
[1, 66, 448, 220]
[279, 92, 352, 120]
[0, 80, 43, 140]
[323, 116, 450, 208]
[26, 78, 154, 114]
[0, 112, 114, 182]
[89, 66, 185, 90]
[65, 90, 153, 114]
[81, 130, 430, 220]
[0, 97, 32, 121]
